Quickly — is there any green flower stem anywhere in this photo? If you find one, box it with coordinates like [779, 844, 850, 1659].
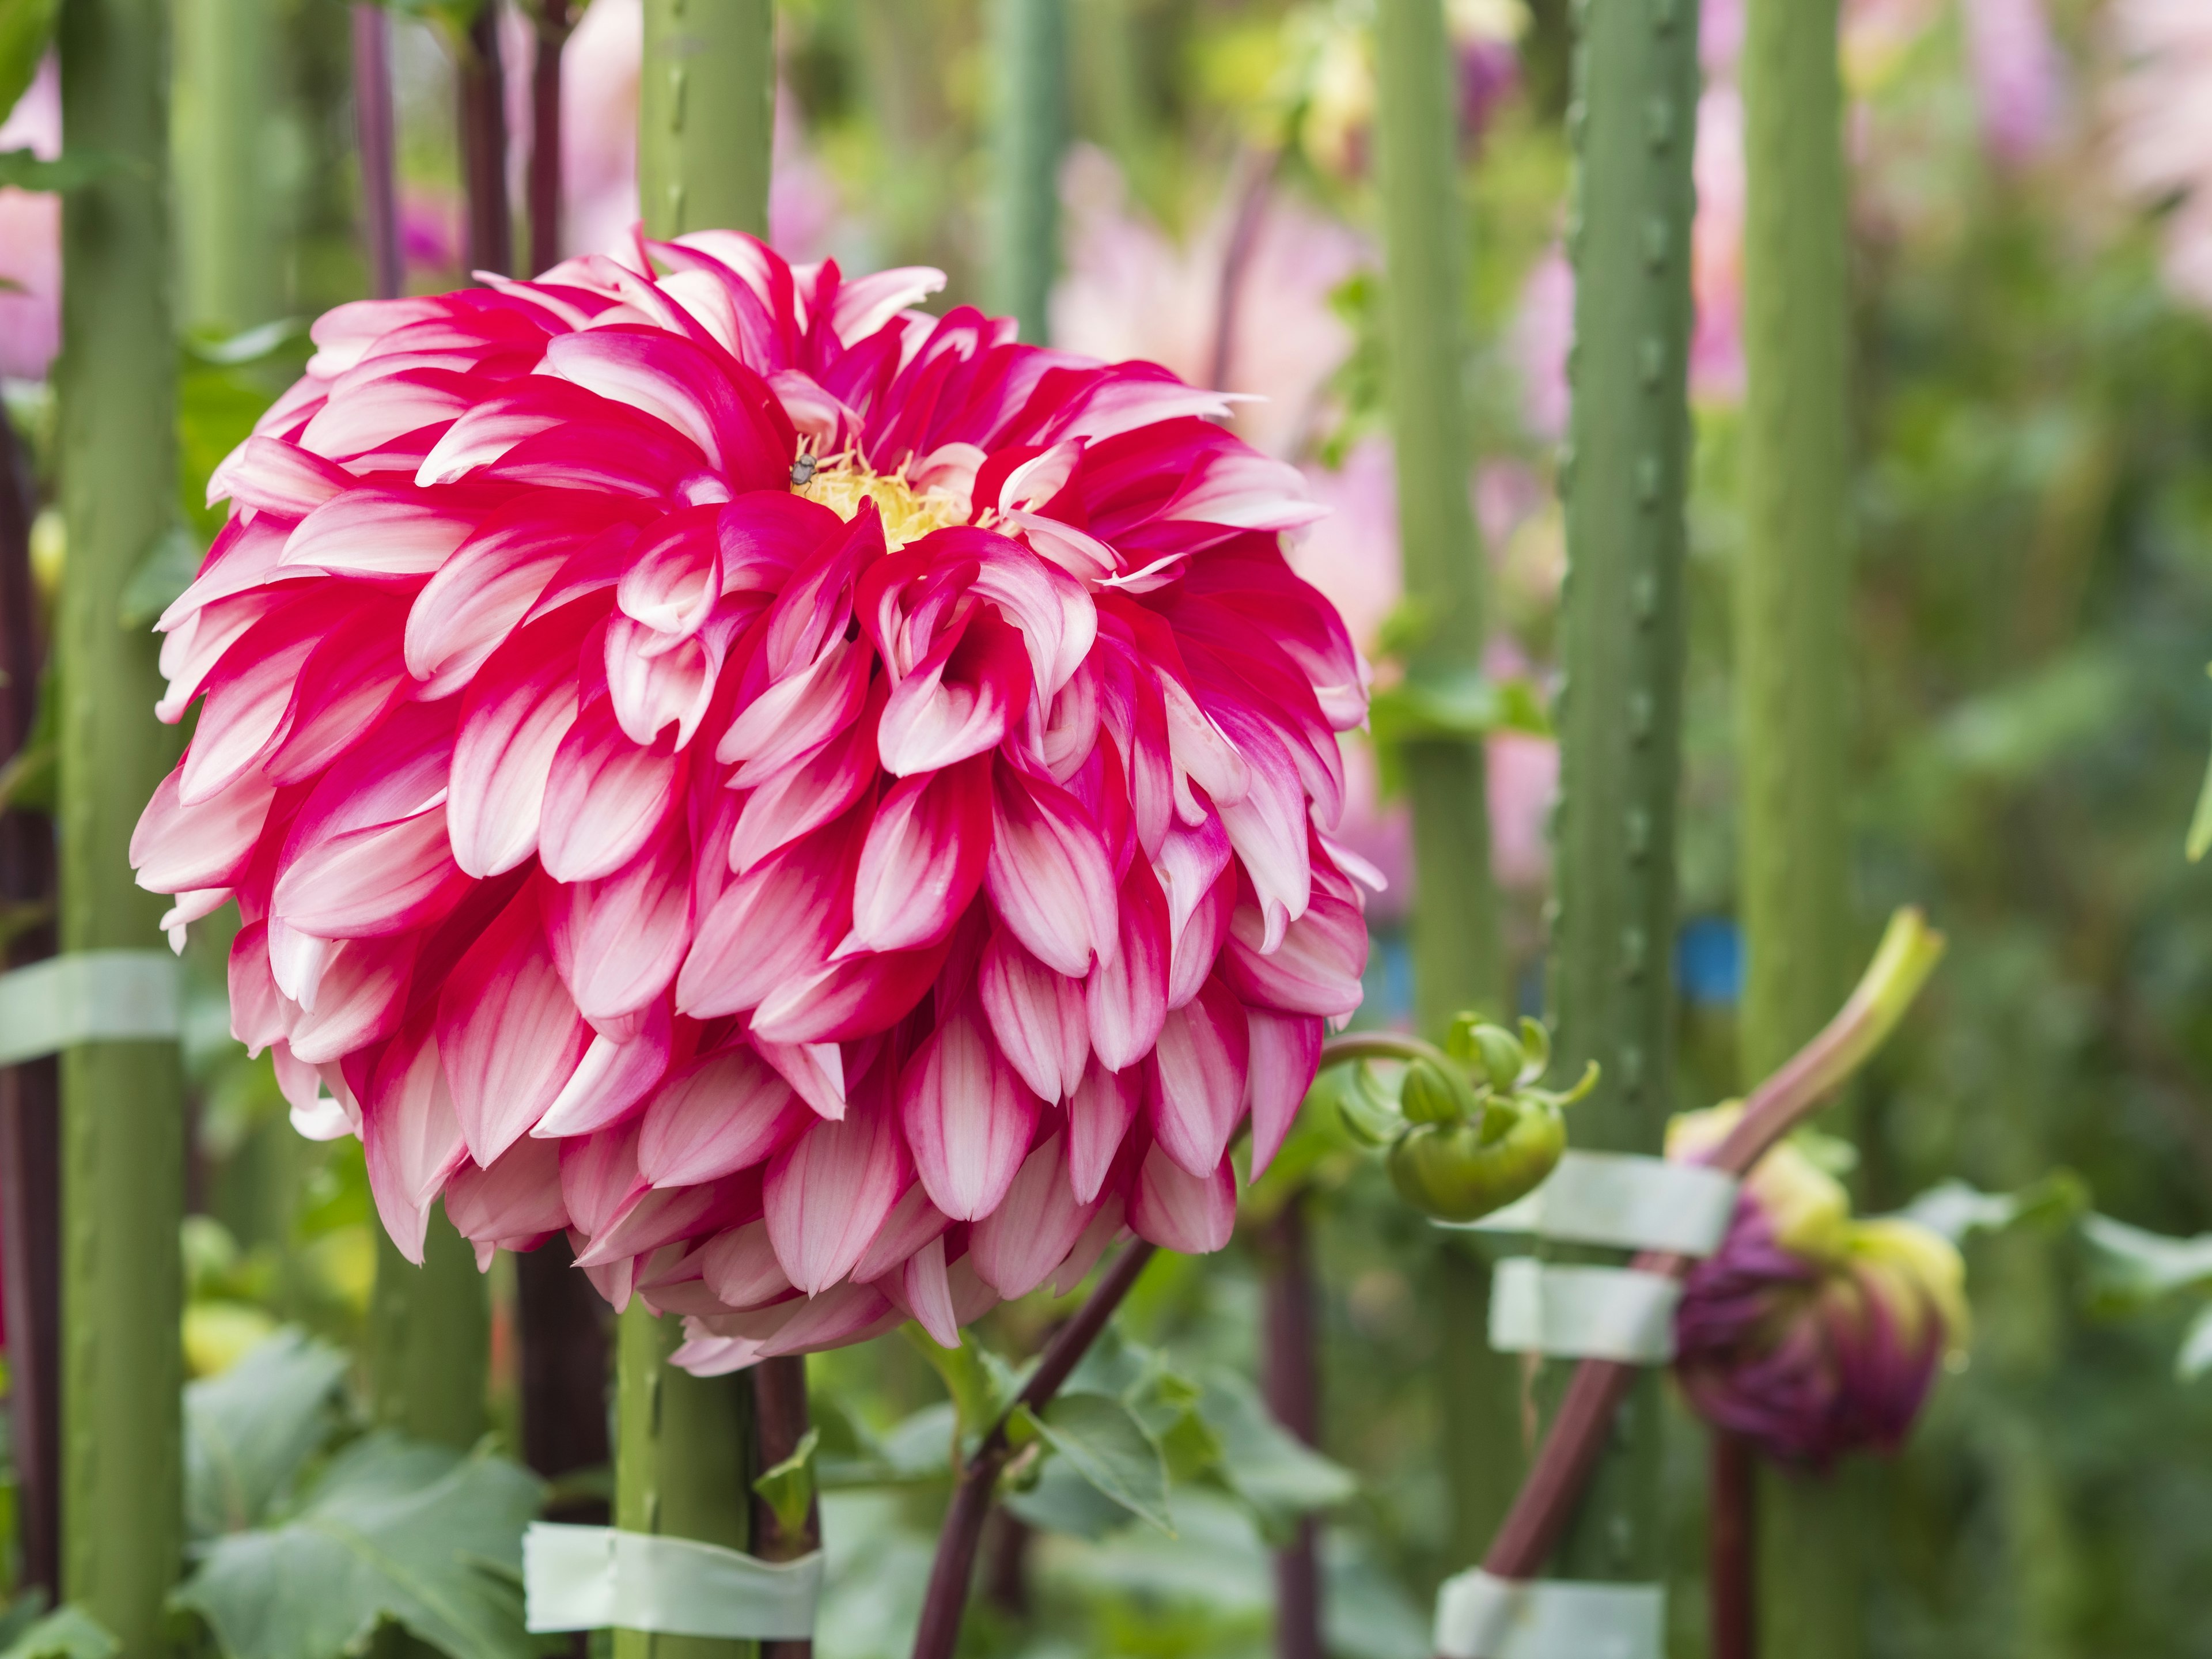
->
[1737, 0, 1856, 1632]
[613, 25, 777, 1657]
[639, 0, 775, 240]
[368, 1217, 489, 1449]
[1372, 0, 1517, 1566]
[1472, 909, 1942, 1591]
[987, 0, 1067, 343]
[173, 0, 279, 334]
[56, 0, 188, 1645]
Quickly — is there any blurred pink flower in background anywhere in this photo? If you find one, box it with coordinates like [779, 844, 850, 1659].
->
[558, 0, 839, 266]
[1052, 147, 1368, 461]
[1509, 244, 1573, 440]
[1963, 0, 2066, 168]
[1294, 0, 1525, 180]
[1691, 86, 1747, 404]
[0, 59, 61, 381]
[2105, 0, 2212, 310]
[400, 187, 463, 279]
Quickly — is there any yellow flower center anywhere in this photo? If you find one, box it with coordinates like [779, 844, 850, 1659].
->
[797, 459, 968, 552]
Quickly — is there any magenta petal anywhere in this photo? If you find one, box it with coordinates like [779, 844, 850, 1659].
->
[132, 766, 275, 894]
[676, 815, 854, 1018]
[537, 696, 682, 884]
[698, 1219, 795, 1310]
[1066, 1057, 1141, 1205]
[851, 1181, 953, 1283]
[437, 884, 594, 1162]
[849, 758, 991, 955]
[543, 827, 695, 1022]
[898, 1006, 1041, 1222]
[1244, 1009, 1324, 1180]
[363, 1015, 470, 1263]
[977, 926, 1089, 1104]
[899, 1234, 964, 1348]
[1085, 857, 1169, 1070]
[531, 1004, 673, 1138]
[286, 934, 416, 1065]
[764, 1089, 906, 1294]
[969, 1132, 1098, 1301]
[1129, 1140, 1236, 1256]
[445, 1136, 569, 1263]
[984, 765, 1116, 978]
[638, 1044, 811, 1187]
[1146, 974, 1251, 1178]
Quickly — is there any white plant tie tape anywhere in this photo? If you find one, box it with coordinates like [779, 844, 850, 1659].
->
[0, 950, 181, 1066]
[1487, 1258, 1681, 1365]
[524, 1524, 821, 1639]
[1434, 1569, 1664, 1659]
[1445, 1151, 1739, 1256]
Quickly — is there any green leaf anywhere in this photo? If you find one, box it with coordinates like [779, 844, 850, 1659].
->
[0, 0, 55, 123]
[1195, 1370, 1357, 1532]
[902, 1324, 1018, 1451]
[1893, 1171, 2088, 1245]
[172, 1431, 545, 1659]
[750, 1426, 819, 1541]
[1001, 1455, 1132, 1540]
[1025, 1393, 1172, 1535]
[120, 524, 203, 629]
[0, 1607, 118, 1659]
[2082, 1214, 2212, 1312]
[0, 147, 138, 192]
[184, 1326, 350, 1539]
[2179, 1304, 2212, 1382]
[1367, 669, 1552, 793]
[183, 320, 304, 368]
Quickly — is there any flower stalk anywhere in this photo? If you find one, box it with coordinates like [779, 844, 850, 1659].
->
[56, 0, 189, 1641]
[528, 0, 574, 276]
[987, 0, 1067, 344]
[1470, 909, 1943, 1589]
[641, 0, 775, 240]
[351, 4, 402, 300]
[458, 2, 511, 276]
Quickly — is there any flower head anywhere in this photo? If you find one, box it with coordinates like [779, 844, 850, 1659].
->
[1669, 1107, 1966, 1468]
[132, 232, 1371, 1374]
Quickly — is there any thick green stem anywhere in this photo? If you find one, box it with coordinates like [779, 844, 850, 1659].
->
[1738, 0, 1854, 1645]
[56, 0, 187, 1646]
[987, 0, 1066, 343]
[1373, 0, 1514, 1565]
[639, 0, 775, 241]
[614, 1307, 753, 1659]
[1540, 0, 1700, 1592]
[612, 30, 775, 1657]
[173, 0, 280, 334]
[368, 1213, 489, 1448]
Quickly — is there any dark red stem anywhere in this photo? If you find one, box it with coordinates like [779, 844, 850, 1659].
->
[1709, 1431, 1758, 1659]
[350, 4, 402, 299]
[753, 1353, 818, 1659]
[1263, 1198, 1323, 1659]
[459, 2, 510, 276]
[908, 1240, 1159, 1659]
[0, 397, 58, 1605]
[1207, 148, 1279, 396]
[514, 1236, 609, 1502]
[527, 0, 570, 275]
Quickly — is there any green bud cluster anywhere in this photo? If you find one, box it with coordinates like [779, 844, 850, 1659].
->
[1336, 1016, 1597, 1224]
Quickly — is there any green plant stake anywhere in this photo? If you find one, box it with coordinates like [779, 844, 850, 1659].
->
[612, 19, 775, 1655]
[368, 1218, 490, 1449]
[173, 0, 278, 336]
[1738, 0, 1858, 1648]
[56, 0, 188, 1646]
[1543, 0, 1700, 1595]
[987, 0, 1066, 343]
[1372, 0, 1516, 1564]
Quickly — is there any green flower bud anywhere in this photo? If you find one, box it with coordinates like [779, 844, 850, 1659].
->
[1471, 1024, 1526, 1093]
[1387, 1100, 1567, 1223]
[1401, 1055, 1479, 1125]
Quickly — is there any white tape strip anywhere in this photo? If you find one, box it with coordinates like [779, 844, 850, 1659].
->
[1444, 1151, 1739, 1256]
[1435, 1570, 1664, 1659]
[0, 950, 181, 1066]
[524, 1523, 821, 1639]
[1488, 1258, 1680, 1364]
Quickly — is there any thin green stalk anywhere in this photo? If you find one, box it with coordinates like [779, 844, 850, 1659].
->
[56, 0, 187, 1645]
[613, 28, 775, 1656]
[615, 1308, 754, 1659]
[368, 1214, 489, 1448]
[640, 0, 775, 240]
[1372, 0, 1516, 1563]
[987, 0, 1066, 343]
[1543, 0, 1701, 1591]
[1738, 0, 1855, 1646]
[173, 0, 280, 335]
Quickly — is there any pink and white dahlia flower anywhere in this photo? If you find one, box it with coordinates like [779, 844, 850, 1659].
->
[131, 232, 1372, 1374]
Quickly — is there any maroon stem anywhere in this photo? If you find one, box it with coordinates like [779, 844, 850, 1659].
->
[514, 1236, 609, 1504]
[1709, 1431, 1757, 1659]
[752, 1353, 818, 1659]
[1207, 147, 1279, 397]
[458, 2, 511, 276]
[351, 3, 402, 299]
[909, 1240, 1159, 1659]
[1262, 1198, 1323, 1659]
[527, 0, 569, 275]
[980, 1510, 1031, 1618]
[0, 400, 57, 1605]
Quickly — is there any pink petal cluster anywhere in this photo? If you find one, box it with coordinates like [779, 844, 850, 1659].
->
[2106, 0, 2212, 310]
[131, 232, 1372, 1374]
[0, 60, 62, 382]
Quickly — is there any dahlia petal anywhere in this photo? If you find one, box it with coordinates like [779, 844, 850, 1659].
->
[829, 265, 948, 342]
[268, 921, 335, 1009]
[157, 590, 288, 724]
[228, 922, 297, 1056]
[264, 601, 415, 785]
[603, 615, 719, 751]
[672, 1281, 900, 1374]
[900, 1233, 963, 1349]
[1223, 889, 1367, 1018]
[559, 1123, 647, 1241]
[1207, 699, 1313, 945]
[976, 927, 1088, 1103]
[1085, 857, 1169, 1071]
[179, 623, 321, 805]
[437, 884, 594, 1162]
[752, 1039, 847, 1121]
[446, 611, 592, 877]
[299, 368, 478, 461]
[763, 1090, 906, 1294]
[1128, 1141, 1237, 1256]
[726, 684, 882, 872]
[286, 934, 416, 1065]
[1158, 675, 1251, 817]
[1158, 446, 1326, 532]
[676, 816, 854, 1018]
[850, 1180, 952, 1283]
[538, 696, 683, 883]
[848, 757, 990, 955]
[363, 1016, 470, 1264]
[750, 942, 950, 1044]
[899, 1006, 1041, 1222]
[274, 805, 468, 940]
[444, 1135, 569, 1261]
[615, 507, 722, 636]
[969, 1132, 1099, 1301]
[1146, 974, 1251, 1179]
[1244, 1010, 1324, 1181]
[1050, 1193, 1127, 1296]
[531, 1003, 673, 1138]
[574, 1173, 759, 1268]
[637, 1045, 811, 1187]
[698, 1219, 796, 1310]
[543, 827, 695, 1022]
[876, 611, 1031, 777]
[717, 634, 869, 773]
[217, 435, 354, 517]
[160, 514, 291, 632]
[1066, 1057, 1141, 1205]
[132, 766, 275, 893]
[984, 766, 1116, 978]
[1166, 868, 1235, 1012]
[541, 327, 793, 492]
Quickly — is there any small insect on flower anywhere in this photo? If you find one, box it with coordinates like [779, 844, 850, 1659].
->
[131, 230, 1376, 1374]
